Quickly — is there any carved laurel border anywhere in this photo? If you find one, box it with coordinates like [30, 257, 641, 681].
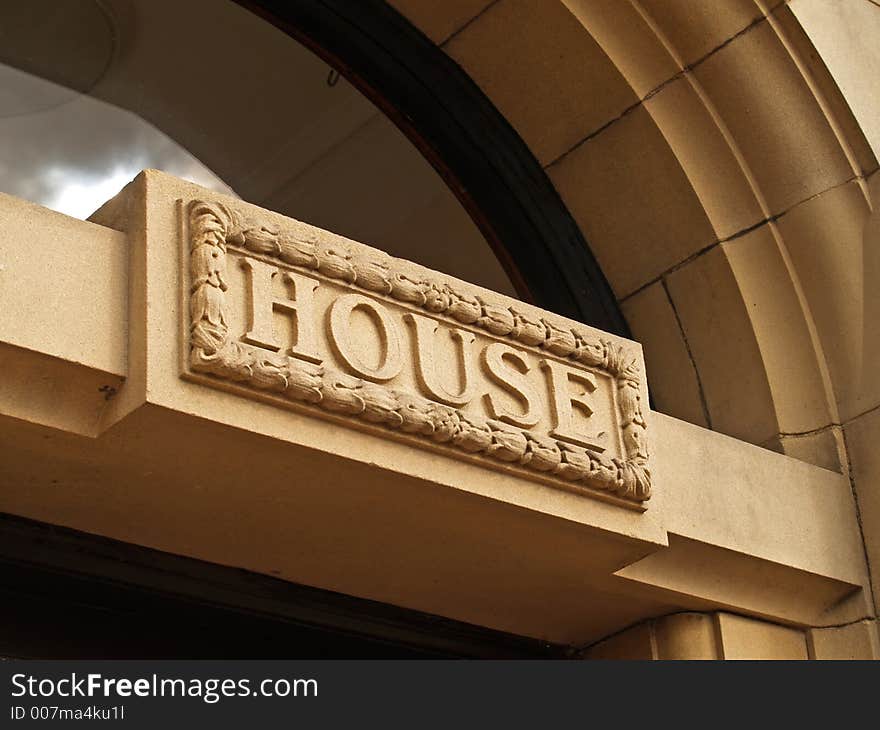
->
[186, 199, 650, 504]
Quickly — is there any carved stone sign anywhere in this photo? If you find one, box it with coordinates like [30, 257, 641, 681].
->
[183, 200, 650, 508]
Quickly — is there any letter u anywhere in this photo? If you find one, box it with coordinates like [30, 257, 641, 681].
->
[404, 312, 477, 407]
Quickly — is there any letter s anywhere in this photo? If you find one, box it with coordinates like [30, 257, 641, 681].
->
[11, 674, 26, 697]
[481, 343, 541, 428]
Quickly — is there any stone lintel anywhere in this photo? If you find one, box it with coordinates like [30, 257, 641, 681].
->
[0, 170, 870, 644]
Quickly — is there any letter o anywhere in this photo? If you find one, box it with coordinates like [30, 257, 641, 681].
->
[328, 294, 403, 382]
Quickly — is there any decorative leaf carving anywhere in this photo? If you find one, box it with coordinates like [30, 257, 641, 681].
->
[186, 200, 651, 504]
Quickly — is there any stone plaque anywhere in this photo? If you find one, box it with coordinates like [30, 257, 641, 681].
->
[183, 199, 650, 508]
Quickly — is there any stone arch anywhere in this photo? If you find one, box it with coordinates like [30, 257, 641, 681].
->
[390, 0, 879, 470]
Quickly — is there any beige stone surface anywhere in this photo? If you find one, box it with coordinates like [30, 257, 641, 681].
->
[621, 282, 708, 429]
[643, 73, 765, 240]
[444, 0, 638, 166]
[654, 613, 719, 660]
[389, 0, 494, 44]
[665, 246, 777, 445]
[693, 18, 857, 217]
[615, 413, 871, 626]
[585, 621, 654, 660]
[0, 344, 122, 438]
[0, 193, 127, 376]
[844, 405, 880, 615]
[637, 0, 776, 68]
[654, 412, 866, 585]
[664, 221, 839, 450]
[769, 427, 845, 475]
[617, 535, 866, 628]
[0, 193, 127, 436]
[723, 225, 832, 435]
[549, 104, 716, 298]
[808, 620, 880, 660]
[789, 0, 880, 165]
[864, 171, 880, 422]
[715, 612, 809, 660]
[588, 610, 880, 660]
[562, 0, 680, 98]
[773, 4, 878, 180]
[586, 610, 880, 659]
[776, 179, 875, 423]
